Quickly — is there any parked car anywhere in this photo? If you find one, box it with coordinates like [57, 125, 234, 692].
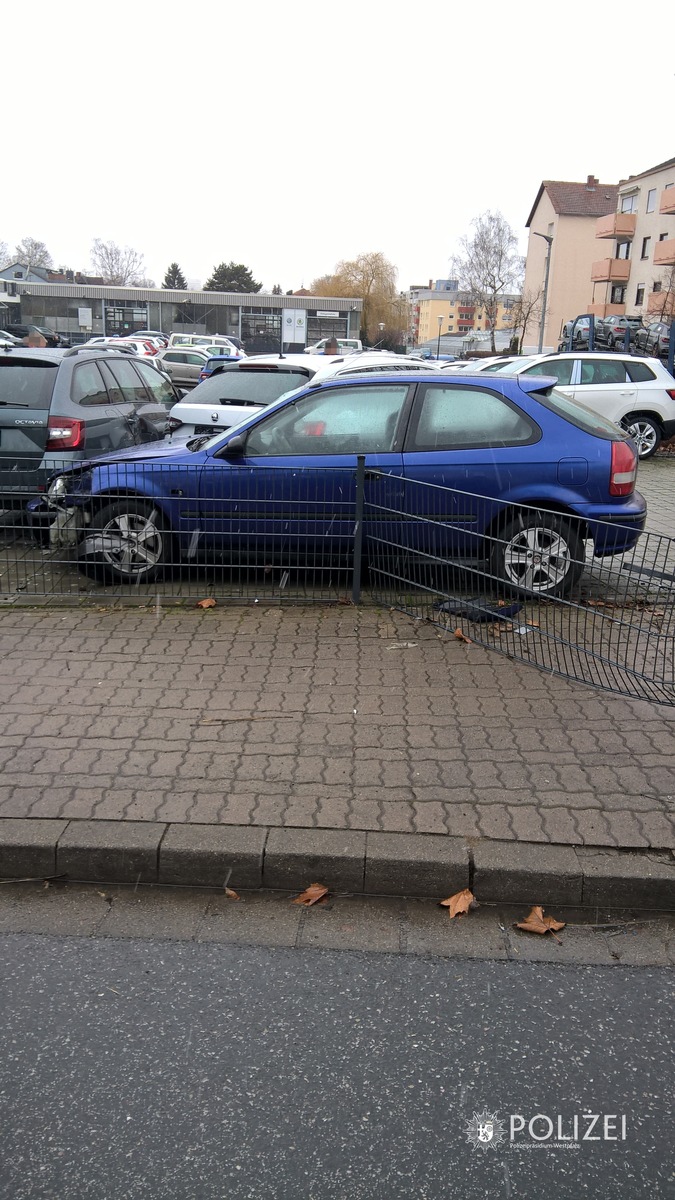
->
[107, 338, 159, 357]
[495, 351, 675, 457]
[0, 344, 178, 507]
[0, 329, 22, 345]
[633, 321, 671, 358]
[154, 347, 210, 389]
[131, 330, 169, 346]
[199, 353, 246, 382]
[167, 353, 440, 437]
[559, 317, 596, 348]
[3, 323, 62, 348]
[168, 333, 240, 354]
[30, 371, 646, 598]
[304, 338, 363, 354]
[595, 316, 643, 349]
[439, 356, 521, 373]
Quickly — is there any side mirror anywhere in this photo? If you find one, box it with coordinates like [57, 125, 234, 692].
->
[220, 434, 245, 457]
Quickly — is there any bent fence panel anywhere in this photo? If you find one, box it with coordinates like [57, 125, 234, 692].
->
[365, 475, 675, 707]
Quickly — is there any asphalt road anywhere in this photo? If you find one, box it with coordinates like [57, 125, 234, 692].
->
[0, 928, 672, 1200]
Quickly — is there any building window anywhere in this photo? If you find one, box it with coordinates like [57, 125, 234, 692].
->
[659, 232, 668, 241]
[620, 194, 637, 213]
[641, 237, 651, 259]
[653, 281, 662, 293]
[646, 189, 657, 213]
[635, 285, 645, 306]
[617, 241, 631, 260]
[610, 286, 626, 304]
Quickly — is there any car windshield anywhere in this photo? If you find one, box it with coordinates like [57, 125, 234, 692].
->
[0, 359, 58, 408]
[189, 367, 313, 405]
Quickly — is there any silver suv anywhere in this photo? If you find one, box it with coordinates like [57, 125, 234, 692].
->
[0, 345, 178, 507]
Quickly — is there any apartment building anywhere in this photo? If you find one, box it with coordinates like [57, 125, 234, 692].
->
[523, 175, 619, 350]
[412, 281, 517, 346]
[591, 157, 675, 321]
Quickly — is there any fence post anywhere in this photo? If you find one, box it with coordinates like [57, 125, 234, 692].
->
[352, 454, 366, 605]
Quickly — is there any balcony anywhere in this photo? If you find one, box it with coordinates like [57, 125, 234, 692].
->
[590, 258, 632, 283]
[659, 189, 675, 215]
[595, 212, 636, 240]
[588, 302, 625, 318]
[653, 238, 675, 267]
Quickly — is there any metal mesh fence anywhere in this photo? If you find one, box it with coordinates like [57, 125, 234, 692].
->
[1, 457, 673, 705]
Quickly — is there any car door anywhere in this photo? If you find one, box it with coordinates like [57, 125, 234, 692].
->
[399, 380, 542, 562]
[197, 382, 412, 562]
[160, 351, 184, 383]
[570, 357, 636, 423]
[100, 358, 167, 444]
[184, 352, 208, 385]
[69, 359, 139, 457]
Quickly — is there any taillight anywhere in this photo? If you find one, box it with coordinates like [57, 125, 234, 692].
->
[666, 389, 675, 401]
[610, 439, 637, 496]
[46, 416, 84, 450]
[166, 416, 184, 432]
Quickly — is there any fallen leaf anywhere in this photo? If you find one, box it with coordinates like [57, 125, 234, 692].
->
[440, 888, 478, 918]
[454, 627, 472, 645]
[224, 887, 240, 900]
[196, 598, 216, 609]
[292, 882, 329, 906]
[515, 905, 566, 942]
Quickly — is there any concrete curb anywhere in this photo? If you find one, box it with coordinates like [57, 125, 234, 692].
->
[0, 819, 673, 909]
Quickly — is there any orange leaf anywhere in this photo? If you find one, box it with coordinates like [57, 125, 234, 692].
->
[196, 597, 216, 609]
[224, 887, 240, 900]
[515, 905, 565, 942]
[454, 627, 472, 645]
[292, 882, 329, 906]
[440, 888, 478, 918]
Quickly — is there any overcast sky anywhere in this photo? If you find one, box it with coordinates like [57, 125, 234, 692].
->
[4, 0, 673, 293]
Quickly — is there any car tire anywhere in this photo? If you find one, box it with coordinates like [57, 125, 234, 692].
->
[78, 498, 173, 584]
[490, 512, 584, 598]
[620, 415, 662, 460]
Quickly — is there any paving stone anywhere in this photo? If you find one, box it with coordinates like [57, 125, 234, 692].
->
[159, 823, 266, 888]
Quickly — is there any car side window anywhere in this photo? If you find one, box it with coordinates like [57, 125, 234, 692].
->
[521, 358, 573, 386]
[70, 362, 109, 406]
[408, 385, 535, 450]
[244, 385, 409, 457]
[135, 361, 177, 406]
[626, 360, 656, 383]
[186, 354, 206, 366]
[579, 359, 627, 385]
[166, 352, 184, 364]
[102, 358, 149, 404]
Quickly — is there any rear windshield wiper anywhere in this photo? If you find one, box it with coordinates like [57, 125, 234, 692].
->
[0, 400, 31, 407]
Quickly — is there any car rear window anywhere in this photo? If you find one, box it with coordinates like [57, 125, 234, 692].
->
[0, 359, 58, 408]
[193, 368, 312, 405]
[531, 385, 624, 439]
[626, 361, 656, 383]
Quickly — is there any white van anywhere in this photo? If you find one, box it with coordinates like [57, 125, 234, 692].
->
[304, 337, 362, 355]
[169, 333, 238, 352]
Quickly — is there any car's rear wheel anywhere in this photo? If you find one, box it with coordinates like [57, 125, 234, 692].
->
[490, 513, 584, 598]
[78, 498, 173, 584]
[620, 415, 662, 459]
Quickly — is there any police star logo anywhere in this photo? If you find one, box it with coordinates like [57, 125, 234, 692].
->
[465, 1109, 506, 1151]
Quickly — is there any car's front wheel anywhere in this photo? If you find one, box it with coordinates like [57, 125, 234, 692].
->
[78, 498, 173, 584]
[490, 513, 584, 598]
[620, 415, 662, 459]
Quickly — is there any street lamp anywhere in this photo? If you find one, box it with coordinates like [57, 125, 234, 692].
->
[377, 321, 385, 349]
[436, 314, 444, 360]
[532, 232, 553, 353]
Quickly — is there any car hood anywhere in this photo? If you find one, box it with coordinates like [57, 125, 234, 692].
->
[68, 438, 202, 473]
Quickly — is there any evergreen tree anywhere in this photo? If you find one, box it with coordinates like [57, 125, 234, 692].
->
[271, 283, 283, 295]
[162, 262, 188, 290]
[204, 262, 262, 293]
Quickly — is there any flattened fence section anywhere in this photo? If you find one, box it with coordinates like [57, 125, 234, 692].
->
[365, 472, 675, 707]
[0, 456, 674, 705]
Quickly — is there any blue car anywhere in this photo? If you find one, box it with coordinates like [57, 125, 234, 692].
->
[30, 371, 646, 596]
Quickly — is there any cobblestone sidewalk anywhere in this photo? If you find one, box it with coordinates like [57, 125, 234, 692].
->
[0, 605, 673, 850]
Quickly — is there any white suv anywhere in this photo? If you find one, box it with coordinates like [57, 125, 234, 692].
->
[495, 351, 675, 458]
[167, 352, 439, 437]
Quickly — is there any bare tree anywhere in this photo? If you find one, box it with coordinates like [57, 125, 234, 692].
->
[14, 236, 53, 274]
[451, 212, 523, 351]
[651, 266, 675, 321]
[0, 240, 9, 269]
[509, 289, 542, 353]
[310, 251, 401, 343]
[90, 239, 148, 286]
